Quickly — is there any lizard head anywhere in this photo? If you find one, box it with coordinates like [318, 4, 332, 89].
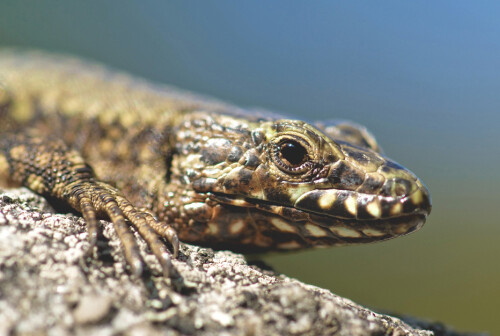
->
[170, 113, 431, 252]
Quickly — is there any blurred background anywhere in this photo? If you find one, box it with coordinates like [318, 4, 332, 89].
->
[0, 1, 498, 334]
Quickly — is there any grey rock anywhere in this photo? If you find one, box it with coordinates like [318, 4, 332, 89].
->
[0, 188, 483, 336]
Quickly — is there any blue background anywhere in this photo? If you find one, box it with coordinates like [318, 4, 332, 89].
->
[1, 2, 498, 333]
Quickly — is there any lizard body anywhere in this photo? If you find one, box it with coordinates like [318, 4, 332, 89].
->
[0, 50, 431, 275]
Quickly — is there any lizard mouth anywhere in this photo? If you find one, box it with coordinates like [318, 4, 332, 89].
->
[209, 188, 429, 249]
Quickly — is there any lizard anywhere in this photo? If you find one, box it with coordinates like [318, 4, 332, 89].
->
[0, 49, 431, 277]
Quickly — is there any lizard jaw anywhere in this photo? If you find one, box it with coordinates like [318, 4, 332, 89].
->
[293, 186, 431, 221]
[209, 190, 429, 250]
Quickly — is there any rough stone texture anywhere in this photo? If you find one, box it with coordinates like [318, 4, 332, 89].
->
[0, 188, 484, 336]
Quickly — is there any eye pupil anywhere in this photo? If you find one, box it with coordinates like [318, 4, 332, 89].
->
[280, 140, 308, 166]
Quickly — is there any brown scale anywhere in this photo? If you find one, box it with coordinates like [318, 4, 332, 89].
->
[0, 50, 431, 276]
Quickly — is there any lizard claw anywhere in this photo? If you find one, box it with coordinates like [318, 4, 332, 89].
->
[78, 195, 99, 256]
[68, 180, 179, 277]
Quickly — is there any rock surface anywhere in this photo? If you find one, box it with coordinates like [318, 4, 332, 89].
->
[0, 188, 483, 336]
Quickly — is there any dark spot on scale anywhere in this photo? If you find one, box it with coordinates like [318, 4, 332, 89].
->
[393, 180, 411, 197]
[330, 191, 354, 218]
[344, 148, 369, 164]
[294, 190, 321, 210]
[357, 175, 384, 194]
[305, 129, 317, 139]
[237, 168, 253, 185]
[328, 161, 364, 190]
[251, 130, 265, 145]
[227, 146, 243, 162]
[193, 178, 215, 192]
[244, 151, 260, 168]
[200, 148, 225, 165]
[221, 167, 254, 190]
[380, 178, 412, 198]
[264, 189, 293, 205]
[403, 197, 417, 213]
[200, 138, 232, 165]
[380, 197, 396, 217]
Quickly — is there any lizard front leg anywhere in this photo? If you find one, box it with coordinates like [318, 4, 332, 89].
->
[0, 134, 178, 276]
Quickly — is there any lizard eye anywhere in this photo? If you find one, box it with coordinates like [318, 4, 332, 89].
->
[273, 138, 311, 174]
[279, 140, 307, 166]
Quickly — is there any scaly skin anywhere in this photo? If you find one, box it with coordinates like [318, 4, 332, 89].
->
[0, 50, 431, 275]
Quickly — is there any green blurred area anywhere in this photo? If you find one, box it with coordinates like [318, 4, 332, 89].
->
[0, 2, 498, 334]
